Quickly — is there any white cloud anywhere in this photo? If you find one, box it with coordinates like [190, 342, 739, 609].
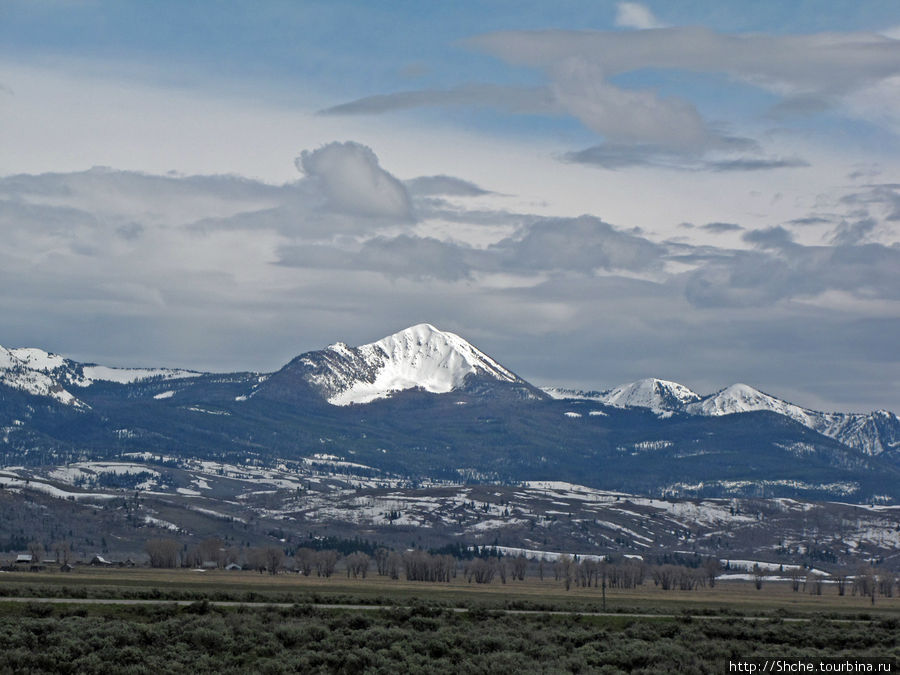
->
[550, 58, 709, 150]
[615, 2, 665, 30]
[295, 141, 413, 221]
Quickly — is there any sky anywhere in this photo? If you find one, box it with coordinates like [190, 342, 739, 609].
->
[1, 0, 899, 412]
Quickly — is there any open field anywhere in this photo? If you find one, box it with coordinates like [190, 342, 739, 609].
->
[2, 569, 897, 672]
[0, 595, 897, 673]
[2, 567, 899, 617]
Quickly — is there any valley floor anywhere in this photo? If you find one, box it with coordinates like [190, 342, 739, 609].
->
[0, 569, 897, 674]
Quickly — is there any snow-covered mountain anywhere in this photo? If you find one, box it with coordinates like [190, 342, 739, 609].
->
[548, 378, 899, 457]
[0, 344, 201, 407]
[3, 330, 897, 458]
[686, 383, 813, 419]
[601, 378, 701, 412]
[687, 383, 900, 457]
[544, 378, 700, 415]
[287, 323, 537, 405]
[0, 346, 87, 408]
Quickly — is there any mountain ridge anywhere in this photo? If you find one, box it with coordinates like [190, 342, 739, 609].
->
[1, 325, 897, 461]
[545, 379, 900, 458]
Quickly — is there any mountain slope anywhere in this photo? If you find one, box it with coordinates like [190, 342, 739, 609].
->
[262, 323, 542, 405]
[1, 326, 899, 501]
[0, 344, 202, 408]
[545, 378, 700, 415]
[549, 379, 900, 458]
[685, 383, 900, 457]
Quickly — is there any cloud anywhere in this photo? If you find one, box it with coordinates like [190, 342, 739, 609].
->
[320, 25, 900, 172]
[684, 241, 900, 308]
[405, 175, 490, 197]
[742, 226, 794, 249]
[2, 164, 898, 411]
[490, 215, 664, 274]
[708, 157, 810, 172]
[615, 2, 665, 30]
[295, 142, 413, 221]
[841, 184, 900, 222]
[549, 58, 710, 150]
[468, 27, 900, 96]
[563, 143, 806, 172]
[319, 84, 559, 117]
[829, 218, 878, 246]
[785, 216, 834, 227]
[700, 222, 743, 233]
[277, 235, 480, 282]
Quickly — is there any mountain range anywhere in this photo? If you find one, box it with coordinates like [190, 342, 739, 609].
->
[545, 378, 900, 458]
[1, 324, 898, 502]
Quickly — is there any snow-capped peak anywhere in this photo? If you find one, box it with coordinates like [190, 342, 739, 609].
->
[602, 378, 701, 412]
[0, 345, 86, 408]
[0, 342, 202, 408]
[302, 323, 523, 406]
[686, 383, 814, 424]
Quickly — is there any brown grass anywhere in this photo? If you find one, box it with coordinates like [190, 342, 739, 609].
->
[2, 567, 898, 617]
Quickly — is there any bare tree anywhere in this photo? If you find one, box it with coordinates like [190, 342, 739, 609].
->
[295, 547, 315, 576]
[315, 550, 339, 577]
[198, 537, 225, 567]
[806, 572, 823, 595]
[386, 552, 402, 580]
[374, 547, 390, 576]
[703, 558, 721, 588]
[465, 558, 497, 584]
[835, 573, 848, 596]
[53, 541, 71, 565]
[264, 547, 284, 575]
[752, 564, 765, 591]
[145, 538, 179, 568]
[511, 554, 529, 581]
[555, 555, 575, 591]
[27, 541, 44, 563]
[246, 547, 268, 574]
[877, 572, 895, 598]
[345, 552, 370, 579]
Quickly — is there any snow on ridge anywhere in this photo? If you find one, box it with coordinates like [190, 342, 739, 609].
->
[603, 378, 701, 412]
[328, 323, 520, 406]
[686, 383, 811, 421]
[80, 365, 201, 385]
[544, 379, 700, 413]
[8, 348, 66, 371]
[0, 342, 201, 408]
[0, 346, 87, 408]
[549, 377, 899, 456]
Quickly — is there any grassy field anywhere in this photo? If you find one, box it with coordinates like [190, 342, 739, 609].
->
[0, 569, 898, 673]
[2, 566, 899, 617]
